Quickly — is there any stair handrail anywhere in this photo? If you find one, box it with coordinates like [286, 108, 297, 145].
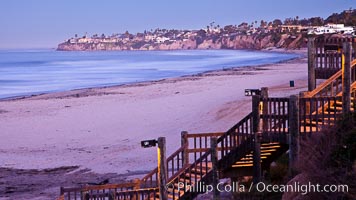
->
[164, 112, 254, 199]
[217, 112, 253, 157]
[309, 81, 356, 116]
[141, 146, 185, 188]
[60, 182, 141, 199]
[299, 81, 356, 135]
[305, 69, 342, 98]
[305, 59, 356, 98]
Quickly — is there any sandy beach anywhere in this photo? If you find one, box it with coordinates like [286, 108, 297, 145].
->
[0, 49, 308, 199]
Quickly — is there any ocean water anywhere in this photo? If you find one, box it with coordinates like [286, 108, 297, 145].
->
[0, 49, 298, 99]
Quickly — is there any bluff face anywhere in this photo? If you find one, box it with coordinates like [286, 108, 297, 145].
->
[57, 33, 307, 51]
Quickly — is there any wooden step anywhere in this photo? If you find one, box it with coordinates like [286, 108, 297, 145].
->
[323, 111, 338, 115]
[184, 173, 202, 180]
[245, 152, 272, 157]
[326, 106, 355, 112]
[300, 126, 317, 133]
[335, 101, 354, 106]
[231, 144, 282, 168]
[301, 120, 335, 127]
[235, 160, 262, 165]
[260, 145, 281, 149]
[147, 192, 160, 200]
[168, 192, 182, 200]
[232, 163, 253, 167]
[179, 178, 194, 185]
[240, 156, 267, 161]
[190, 166, 211, 174]
[195, 162, 212, 168]
[261, 142, 280, 146]
[261, 149, 277, 153]
[167, 187, 185, 196]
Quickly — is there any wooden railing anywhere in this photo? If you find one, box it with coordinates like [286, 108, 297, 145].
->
[305, 70, 342, 98]
[305, 59, 356, 98]
[315, 51, 342, 79]
[60, 182, 140, 200]
[314, 37, 356, 79]
[186, 132, 224, 161]
[217, 112, 253, 162]
[115, 188, 159, 200]
[167, 149, 215, 200]
[141, 146, 185, 188]
[163, 112, 255, 200]
[260, 97, 289, 143]
[140, 168, 158, 189]
[299, 96, 341, 136]
[166, 146, 185, 181]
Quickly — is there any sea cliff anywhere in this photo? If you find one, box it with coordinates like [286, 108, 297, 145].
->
[57, 32, 307, 51]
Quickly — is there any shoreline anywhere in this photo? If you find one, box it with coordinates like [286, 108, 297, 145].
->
[0, 49, 308, 199]
[0, 48, 305, 102]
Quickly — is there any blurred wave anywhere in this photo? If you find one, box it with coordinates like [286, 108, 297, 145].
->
[0, 49, 298, 99]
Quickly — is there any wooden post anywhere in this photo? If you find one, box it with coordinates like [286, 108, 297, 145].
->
[59, 187, 65, 200]
[181, 131, 189, 166]
[288, 95, 299, 176]
[211, 137, 220, 200]
[299, 91, 311, 115]
[133, 178, 141, 190]
[342, 42, 352, 115]
[252, 95, 261, 183]
[157, 137, 168, 200]
[308, 37, 316, 91]
[261, 87, 269, 133]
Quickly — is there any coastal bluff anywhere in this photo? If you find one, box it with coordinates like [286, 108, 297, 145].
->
[57, 33, 306, 51]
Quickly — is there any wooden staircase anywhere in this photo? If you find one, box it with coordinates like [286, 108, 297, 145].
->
[58, 90, 356, 200]
[228, 142, 288, 174]
[58, 39, 356, 200]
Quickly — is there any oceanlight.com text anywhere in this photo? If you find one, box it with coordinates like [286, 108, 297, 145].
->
[255, 182, 348, 195]
[167, 181, 349, 195]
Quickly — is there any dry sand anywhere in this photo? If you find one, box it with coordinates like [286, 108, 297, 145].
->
[0, 49, 308, 199]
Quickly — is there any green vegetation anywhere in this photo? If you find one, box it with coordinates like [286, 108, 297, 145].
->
[326, 8, 356, 26]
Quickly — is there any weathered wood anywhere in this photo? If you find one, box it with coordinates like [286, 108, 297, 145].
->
[211, 137, 220, 200]
[185, 132, 225, 138]
[181, 131, 189, 166]
[132, 178, 141, 190]
[299, 96, 341, 136]
[252, 95, 261, 183]
[259, 97, 289, 142]
[157, 137, 168, 200]
[305, 70, 342, 97]
[252, 95, 261, 134]
[308, 37, 316, 91]
[253, 134, 261, 184]
[261, 87, 269, 133]
[60, 187, 64, 195]
[60, 183, 139, 192]
[288, 95, 299, 175]
[342, 42, 352, 115]
[166, 146, 185, 179]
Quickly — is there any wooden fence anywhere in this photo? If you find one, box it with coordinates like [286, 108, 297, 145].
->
[260, 97, 289, 143]
[60, 182, 141, 200]
[313, 37, 356, 79]
[299, 96, 341, 136]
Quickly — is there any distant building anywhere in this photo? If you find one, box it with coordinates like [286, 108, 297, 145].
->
[308, 24, 354, 35]
[279, 25, 303, 33]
